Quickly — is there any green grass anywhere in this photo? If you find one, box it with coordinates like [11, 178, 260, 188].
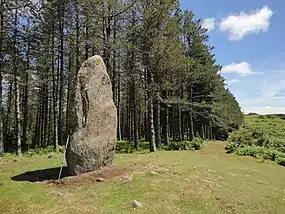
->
[244, 114, 285, 140]
[1, 142, 285, 214]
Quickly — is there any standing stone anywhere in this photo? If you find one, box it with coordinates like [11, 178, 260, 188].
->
[66, 55, 117, 176]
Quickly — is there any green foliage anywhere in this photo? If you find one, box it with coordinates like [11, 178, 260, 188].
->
[276, 157, 285, 166]
[23, 146, 65, 157]
[116, 140, 150, 154]
[167, 141, 191, 151]
[226, 114, 285, 166]
[234, 146, 285, 166]
[235, 146, 267, 159]
[191, 137, 204, 150]
[212, 86, 243, 138]
[0, 0, 243, 155]
[165, 138, 204, 151]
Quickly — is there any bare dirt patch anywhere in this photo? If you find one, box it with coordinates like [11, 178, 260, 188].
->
[45, 166, 128, 187]
[200, 142, 226, 156]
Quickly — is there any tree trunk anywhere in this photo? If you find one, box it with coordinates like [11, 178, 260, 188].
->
[43, 86, 49, 147]
[133, 107, 138, 149]
[102, 4, 111, 77]
[13, 5, 21, 155]
[181, 111, 184, 141]
[201, 123, 205, 139]
[189, 110, 194, 141]
[164, 103, 169, 145]
[48, 93, 53, 145]
[147, 69, 156, 152]
[178, 106, 182, 142]
[40, 87, 44, 147]
[154, 94, 161, 148]
[58, 2, 65, 147]
[6, 81, 13, 135]
[127, 102, 131, 142]
[112, 16, 117, 101]
[144, 68, 148, 141]
[209, 122, 213, 140]
[51, 23, 58, 152]
[65, 53, 72, 134]
[22, 22, 31, 152]
[33, 105, 40, 148]
[138, 106, 142, 141]
[189, 81, 194, 140]
[148, 99, 156, 152]
[85, 16, 89, 59]
[133, 86, 138, 149]
[0, 0, 4, 155]
[14, 76, 21, 155]
[117, 69, 121, 141]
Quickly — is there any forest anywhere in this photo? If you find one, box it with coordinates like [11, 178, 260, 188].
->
[3, 1, 285, 213]
[0, 0, 243, 156]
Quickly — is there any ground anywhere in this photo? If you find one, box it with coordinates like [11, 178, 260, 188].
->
[1, 142, 285, 214]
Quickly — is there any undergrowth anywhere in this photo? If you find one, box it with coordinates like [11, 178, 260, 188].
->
[226, 114, 285, 166]
[4, 145, 65, 157]
[116, 138, 204, 154]
[163, 137, 204, 151]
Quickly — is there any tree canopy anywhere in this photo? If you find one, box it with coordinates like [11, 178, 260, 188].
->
[0, 0, 243, 155]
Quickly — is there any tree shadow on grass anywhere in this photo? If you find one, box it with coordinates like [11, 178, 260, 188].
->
[11, 167, 70, 182]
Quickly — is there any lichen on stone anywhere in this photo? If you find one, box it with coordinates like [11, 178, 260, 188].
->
[95, 57, 102, 65]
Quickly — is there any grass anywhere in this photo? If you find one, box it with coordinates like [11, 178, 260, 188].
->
[244, 114, 285, 140]
[1, 141, 285, 214]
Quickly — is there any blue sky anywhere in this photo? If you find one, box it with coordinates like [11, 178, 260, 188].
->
[180, 0, 285, 114]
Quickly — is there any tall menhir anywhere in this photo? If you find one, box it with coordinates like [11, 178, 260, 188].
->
[66, 55, 117, 176]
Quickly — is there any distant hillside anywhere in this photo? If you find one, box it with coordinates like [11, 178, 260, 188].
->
[246, 113, 285, 120]
[244, 114, 285, 140]
[226, 113, 285, 166]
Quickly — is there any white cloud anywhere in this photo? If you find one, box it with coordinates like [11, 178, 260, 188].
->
[227, 79, 241, 86]
[219, 5, 273, 41]
[243, 107, 285, 115]
[230, 67, 285, 114]
[202, 18, 216, 31]
[221, 61, 253, 76]
[242, 78, 285, 107]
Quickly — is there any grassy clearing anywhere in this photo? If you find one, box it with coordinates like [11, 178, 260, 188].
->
[1, 141, 285, 214]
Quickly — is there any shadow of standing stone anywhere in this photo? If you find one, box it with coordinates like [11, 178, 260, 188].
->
[11, 167, 69, 182]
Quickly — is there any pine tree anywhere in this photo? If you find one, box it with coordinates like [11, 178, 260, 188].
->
[0, 0, 243, 155]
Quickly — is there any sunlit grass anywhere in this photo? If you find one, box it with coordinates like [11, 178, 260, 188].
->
[1, 142, 285, 214]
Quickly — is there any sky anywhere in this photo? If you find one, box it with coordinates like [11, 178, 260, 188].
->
[180, 0, 285, 114]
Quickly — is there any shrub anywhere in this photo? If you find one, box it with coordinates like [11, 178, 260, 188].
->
[225, 141, 239, 153]
[263, 150, 279, 161]
[165, 138, 204, 151]
[167, 141, 191, 151]
[235, 146, 265, 159]
[58, 146, 65, 153]
[276, 157, 285, 166]
[226, 114, 285, 166]
[190, 137, 204, 150]
[233, 145, 285, 165]
[267, 138, 285, 152]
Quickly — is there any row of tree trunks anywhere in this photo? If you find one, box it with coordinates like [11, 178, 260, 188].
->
[0, 0, 242, 155]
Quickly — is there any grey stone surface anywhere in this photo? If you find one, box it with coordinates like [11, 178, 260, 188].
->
[66, 55, 117, 176]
